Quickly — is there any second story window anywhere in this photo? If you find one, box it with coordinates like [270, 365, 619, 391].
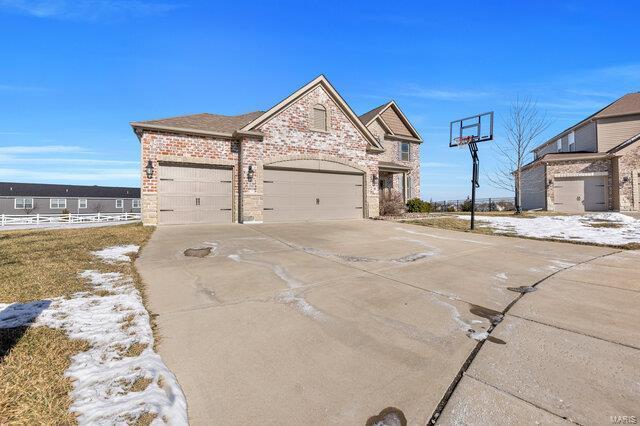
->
[116, 199, 123, 209]
[568, 131, 575, 152]
[556, 139, 562, 152]
[312, 104, 327, 131]
[400, 142, 410, 161]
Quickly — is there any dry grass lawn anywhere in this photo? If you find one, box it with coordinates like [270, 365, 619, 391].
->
[0, 223, 154, 424]
[406, 217, 496, 235]
[0, 224, 153, 302]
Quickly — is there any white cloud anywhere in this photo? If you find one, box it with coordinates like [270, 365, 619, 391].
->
[0, 168, 139, 181]
[0, 84, 49, 92]
[420, 161, 457, 168]
[0, 0, 180, 21]
[0, 145, 87, 154]
[400, 86, 495, 101]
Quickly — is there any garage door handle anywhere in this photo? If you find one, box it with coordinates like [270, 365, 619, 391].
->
[160, 209, 174, 212]
[316, 198, 320, 205]
[220, 208, 232, 211]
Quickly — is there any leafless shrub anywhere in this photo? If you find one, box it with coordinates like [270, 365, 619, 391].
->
[380, 190, 404, 216]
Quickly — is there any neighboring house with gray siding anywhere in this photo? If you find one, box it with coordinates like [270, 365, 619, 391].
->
[0, 182, 141, 215]
[520, 92, 640, 212]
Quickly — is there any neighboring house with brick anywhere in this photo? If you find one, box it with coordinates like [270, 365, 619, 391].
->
[131, 75, 423, 225]
[0, 182, 141, 215]
[520, 92, 640, 212]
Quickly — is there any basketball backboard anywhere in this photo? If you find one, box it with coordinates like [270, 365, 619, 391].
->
[449, 112, 494, 147]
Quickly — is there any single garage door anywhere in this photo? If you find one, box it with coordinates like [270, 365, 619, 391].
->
[554, 176, 606, 212]
[263, 168, 363, 222]
[158, 164, 232, 225]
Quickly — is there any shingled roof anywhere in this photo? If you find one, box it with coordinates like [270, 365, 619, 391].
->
[358, 102, 391, 126]
[132, 111, 264, 135]
[593, 93, 640, 119]
[0, 182, 140, 198]
[534, 92, 640, 152]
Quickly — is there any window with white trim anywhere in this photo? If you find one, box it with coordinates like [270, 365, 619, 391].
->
[312, 104, 327, 131]
[50, 198, 66, 209]
[556, 139, 562, 152]
[115, 199, 123, 209]
[400, 142, 410, 161]
[568, 131, 575, 152]
[15, 197, 33, 209]
[78, 198, 88, 209]
[132, 199, 140, 209]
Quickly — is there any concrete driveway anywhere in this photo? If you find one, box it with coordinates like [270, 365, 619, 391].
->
[136, 220, 640, 425]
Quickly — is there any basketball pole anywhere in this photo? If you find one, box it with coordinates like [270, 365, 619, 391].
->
[468, 142, 479, 230]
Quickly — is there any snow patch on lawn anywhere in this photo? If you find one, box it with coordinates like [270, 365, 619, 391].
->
[92, 244, 140, 263]
[0, 246, 187, 425]
[459, 213, 640, 246]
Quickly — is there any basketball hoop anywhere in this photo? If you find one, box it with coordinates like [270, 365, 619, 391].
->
[449, 111, 494, 230]
[453, 135, 476, 149]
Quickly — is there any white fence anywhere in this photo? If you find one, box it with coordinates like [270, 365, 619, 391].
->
[1, 212, 142, 227]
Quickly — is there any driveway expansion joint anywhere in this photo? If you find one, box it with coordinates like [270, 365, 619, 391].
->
[428, 249, 622, 425]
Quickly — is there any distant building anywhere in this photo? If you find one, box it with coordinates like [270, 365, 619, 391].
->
[0, 182, 141, 215]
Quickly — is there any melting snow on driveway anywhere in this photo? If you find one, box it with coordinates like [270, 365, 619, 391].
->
[0, 246, 187, 425]
[459, 213, 640, 246]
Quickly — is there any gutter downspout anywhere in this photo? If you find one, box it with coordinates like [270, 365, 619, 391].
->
[238, 137, 243, 224]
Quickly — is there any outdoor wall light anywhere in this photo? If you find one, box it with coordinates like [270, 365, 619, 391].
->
[622, 176, 629, 183]
[247, 165, 254, 181]
[372, 174, 378, 185]
[145, 160, 154, 179]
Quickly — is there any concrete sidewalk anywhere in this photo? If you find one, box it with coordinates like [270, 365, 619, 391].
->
[136, 220, 638, 425]
[438, 250, 640, 425]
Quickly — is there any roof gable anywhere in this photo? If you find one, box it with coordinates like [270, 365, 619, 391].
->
[359, 101, 422, 141]
[240, 75, 383, 150]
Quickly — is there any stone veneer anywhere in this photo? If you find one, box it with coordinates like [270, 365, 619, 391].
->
[138, 84, 385, 225]
[617, 142, 640, 211]
[546, 159, 612, 210]
[366, 120, 421, 199]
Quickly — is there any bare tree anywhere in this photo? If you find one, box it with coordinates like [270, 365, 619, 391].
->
[489, 97, 550, 213]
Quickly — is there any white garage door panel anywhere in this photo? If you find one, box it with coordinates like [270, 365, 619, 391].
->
[554, 176, 606, 213]
[264, 169, 363, 222]
[159, 164, 232, 225]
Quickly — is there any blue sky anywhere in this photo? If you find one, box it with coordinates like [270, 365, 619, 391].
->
[1, 0, 639, 200]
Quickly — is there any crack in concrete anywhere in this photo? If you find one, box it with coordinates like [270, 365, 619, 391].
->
[427, 249, 622, 425]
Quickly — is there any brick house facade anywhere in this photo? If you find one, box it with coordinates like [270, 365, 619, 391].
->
[132, 75, 423, 225]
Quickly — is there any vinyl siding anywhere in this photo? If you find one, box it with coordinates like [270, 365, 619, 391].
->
[0, 197, 141, 215]
[521, 164, 546, 210]
[573, 122, 597, 151]
[597, 114, 640, 152]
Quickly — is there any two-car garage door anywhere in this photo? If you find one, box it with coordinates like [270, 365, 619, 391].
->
[554, 176, 607, 212]
[263, 168, 364, 222]
[157, 162, 364, 225]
